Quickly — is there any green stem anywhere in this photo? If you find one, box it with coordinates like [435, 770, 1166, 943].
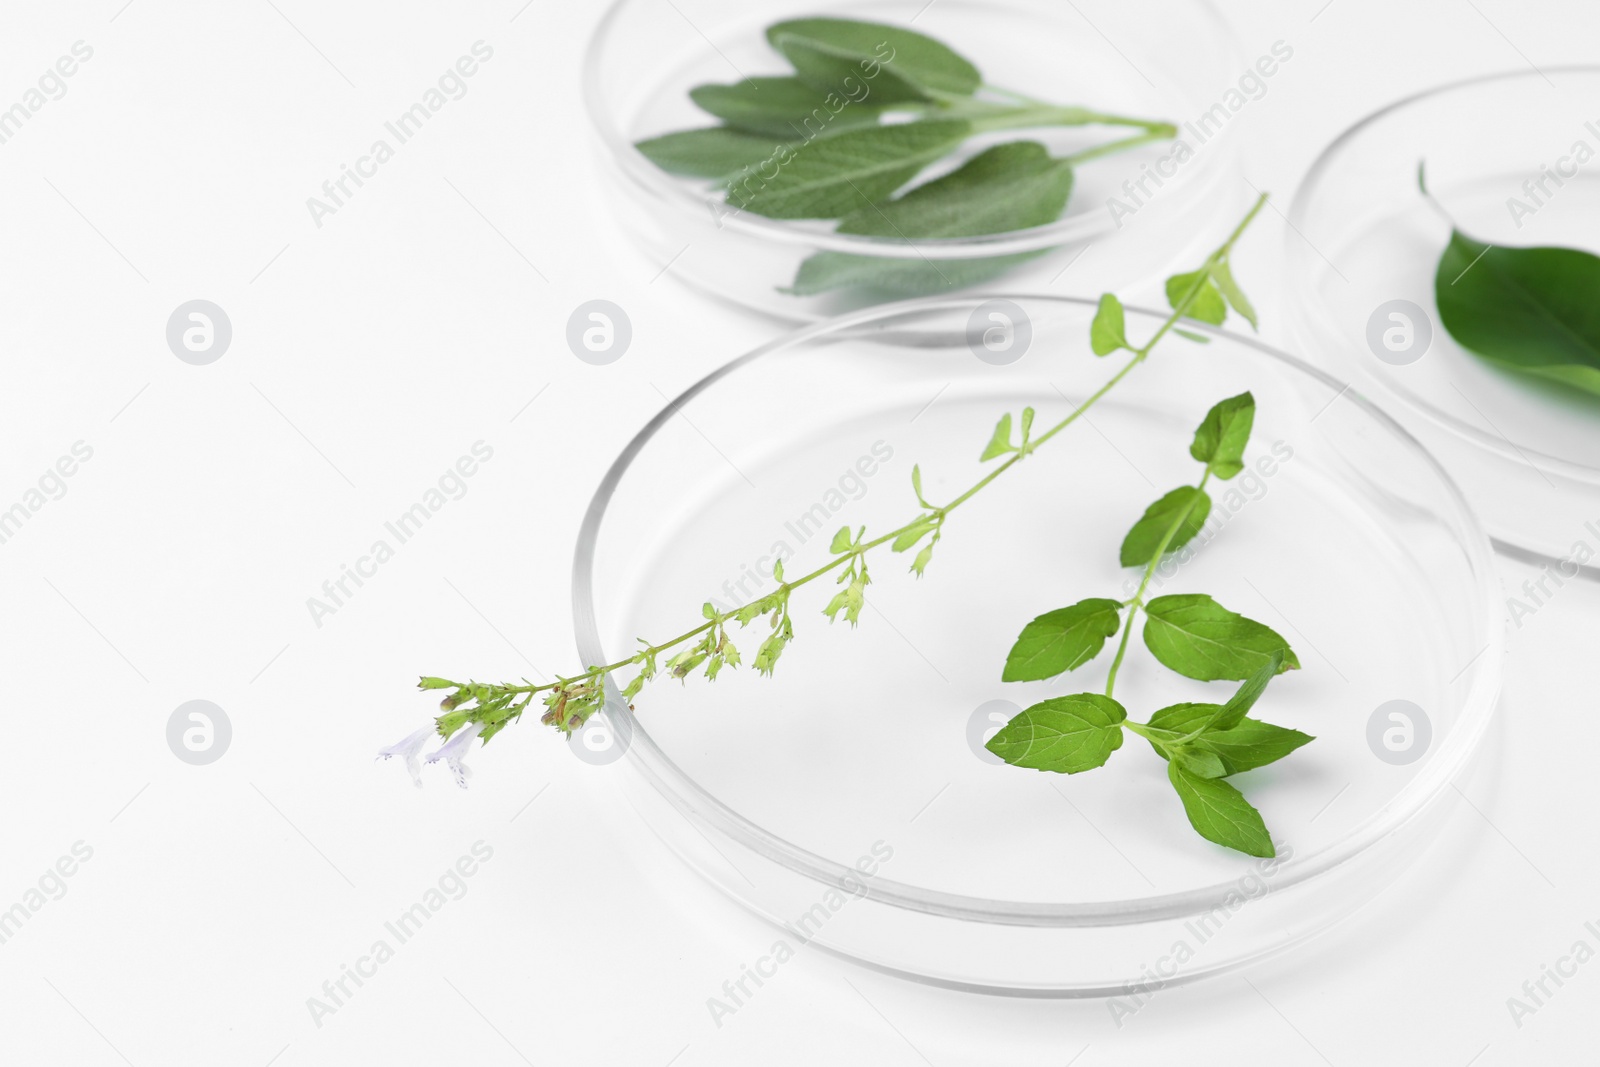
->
[435, 195, 1272, 731]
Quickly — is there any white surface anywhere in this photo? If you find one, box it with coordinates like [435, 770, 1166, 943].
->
[0, 1, 1594, 1063]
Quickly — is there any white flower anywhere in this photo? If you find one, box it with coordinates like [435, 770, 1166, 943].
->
[377, 726, 435, 788]
[424, 721, 483, 789]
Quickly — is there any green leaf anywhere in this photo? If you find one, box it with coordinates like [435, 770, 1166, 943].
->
[636, 127, 792, 179]
[984, 694, 1126, 774]
[689, 76, 883, 138]
[1173, 746, 1228, 779]
[1435, 230, 1600, 396]
[1139, 704, 1312, 776]
[911, 464, 929, 506]
[1090, 293, 1127, 355]
[1189, 392, 1256, 480]
[1167, 762, 1275, 856]
[1118, 486, 1211, 567]
[1165, 269, 1227, 325]
[891, 517, 937, 552]
[726, 119, 971, 219]
[1173, 328, 1212, 344]
[766, 17, 982, 101]
[785, 141, 1072, 297]
[1142, 593, 1300, 681]
[1212, 649, 1283, 729]
[981, 412, 1014, 461]
[1210, 260, 1258, 330]
[829, 526, 854, 554]
[1001, 598, 1123, 682]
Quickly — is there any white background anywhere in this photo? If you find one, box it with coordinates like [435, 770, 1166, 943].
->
[1, 1, 1597, 1064]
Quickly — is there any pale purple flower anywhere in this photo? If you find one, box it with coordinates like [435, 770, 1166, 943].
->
[377, 726, 434, 788]
[424, 721, 483, 789]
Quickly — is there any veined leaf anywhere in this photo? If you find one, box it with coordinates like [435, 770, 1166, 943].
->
[1118, 486, 1211, 567]
[636, 127, 792, 179]
[1189, 392, 1255, 480]
[1090, 293, 1127, 355]
[690, 76, 883, 139]
[725, 119, 971, 219]
[1167, 763, 1275, 856]
[766, 17, 982, 100]
[785, 141, 1072, 296]
[1143, 593, 1299, 681]
[1002, 598, 1123, 682]
[985, 693, 1126, 774]
[1436, 230, 1600, 396]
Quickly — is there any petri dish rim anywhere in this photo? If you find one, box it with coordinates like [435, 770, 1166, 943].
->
[1286, 64, 1600, 485]
[570, 294, 1504, 929]
[579, 0, 1243, 258]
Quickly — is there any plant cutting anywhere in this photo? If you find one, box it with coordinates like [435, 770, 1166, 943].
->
[633, 16, 1177, 297]
[387, 194, 1319, 858]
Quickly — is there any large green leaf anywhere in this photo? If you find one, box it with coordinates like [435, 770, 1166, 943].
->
[689, 76, 883, 139]
[984, 693, 1126, 774]
[1436, 230, 1600, 396]
[1002, 598, 1123, 682]
[725, 119, 970, 219]
[1167, 763, 1275, 856]
[1142, 593, 1299, 682]
[786, 141, 1072, 295]
[766, 17, 982, 101]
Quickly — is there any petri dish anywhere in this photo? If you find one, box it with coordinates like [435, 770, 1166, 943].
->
[582, 0, 1250, 323]
[570, 294, 1503, 994]
[1287, 67, 1600, 570]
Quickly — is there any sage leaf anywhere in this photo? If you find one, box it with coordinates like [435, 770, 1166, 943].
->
[1143, 593, 1300, 681]
[690, 76, 883, 139]
[636, 127, 792, 179]
[1189, 391, 1255, 480]
[1002, 598, 1123, 682]
[1436, 230, 1600, 396]
[1118, 486, 1211, 567]
[766, 17, 982, 101]
[985, 693, 1126, 774]
[1165, 269, 1227, 325]
[725, 119, 971, 219]
[1090, 293, 1127, 355]
[785, 141, 1072, 296]
[1167, 763, 1275, 857]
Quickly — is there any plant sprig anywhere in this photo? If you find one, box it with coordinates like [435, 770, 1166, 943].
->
[635, 16, 1178, 297]
[400, 195, 1310, 855]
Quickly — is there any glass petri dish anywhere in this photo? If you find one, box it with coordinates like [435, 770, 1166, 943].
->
[1287, 68, 1600, 569]
[570, 295, 1503, 995]
[582, 0, 1249, 323]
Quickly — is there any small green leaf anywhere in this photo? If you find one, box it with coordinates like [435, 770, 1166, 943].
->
[1167, 763, 1275, 856]
[830, 526, 854, 554]
[1210, 260, 1258, 330]
[911, 464, 927, 505]
[981, 412, 1014, 461]
[1019, 406, 1035, 443]
[725, 118, 971, 219]
[766, 17, 982, 100]
[1090, 293, 1127, 355]
[1143, 594, 1300, 682]
[1173, 328, 1212, 344]
[1211, 649, 1283, 729]
[891, 517, 937, 552]
[635, 127, 792, 179]
[1189, 392, 1256, 480]
[1435, 229, 1600, 396]
[984, 694, 1126, 774]
[1165, 269, 1227, 325]
[1001, 598, 1123, 682]
[702, 601, 718, 620]
[785, 142, 1072, 296]
[689, 76, 883, 138]
[1118, 486, 1211, 567]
